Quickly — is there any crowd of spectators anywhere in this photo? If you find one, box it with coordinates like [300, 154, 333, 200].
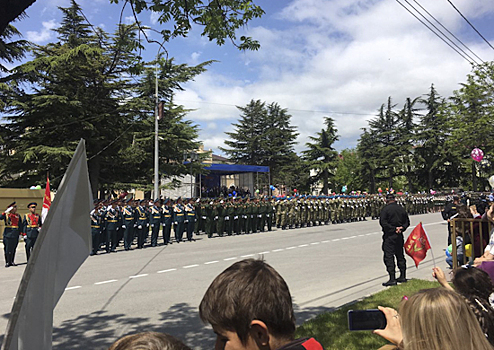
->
[104, 257, 494, 350]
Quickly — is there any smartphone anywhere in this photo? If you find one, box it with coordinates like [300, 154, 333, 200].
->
[347, 309, 387, 331]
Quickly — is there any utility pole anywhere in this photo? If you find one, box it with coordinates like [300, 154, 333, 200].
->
[154, 58, 159, 199]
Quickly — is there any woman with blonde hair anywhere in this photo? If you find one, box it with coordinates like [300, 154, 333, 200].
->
[374, 288, 493, 350]
[108, 332, 191, 350]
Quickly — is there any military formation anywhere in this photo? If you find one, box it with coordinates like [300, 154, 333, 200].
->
[87, 194, 440, 255]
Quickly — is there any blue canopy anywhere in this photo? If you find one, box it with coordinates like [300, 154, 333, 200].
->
[203, 163, 270, 175]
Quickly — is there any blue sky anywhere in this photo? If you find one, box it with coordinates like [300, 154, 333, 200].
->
[10, 0, 494, 155]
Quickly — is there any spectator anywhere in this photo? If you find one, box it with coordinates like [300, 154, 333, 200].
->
[199, 258, 324, 350]
[475, 204, 494, 266]
[108, 332, 191, 350]
[433, 266, 494, 345]
[374, 288, 492, 350]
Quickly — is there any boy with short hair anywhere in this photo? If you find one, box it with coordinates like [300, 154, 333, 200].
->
[199, 258, 324, 350]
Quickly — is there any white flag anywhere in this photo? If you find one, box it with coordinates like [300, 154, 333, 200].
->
[2, 139, 93, 350]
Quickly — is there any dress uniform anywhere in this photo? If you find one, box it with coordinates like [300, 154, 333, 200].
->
[161, 199, 173, 244]
[173, 198, 186, 242]
[185, 199, 196, 241]
[121, 199, 136, 250]
[135, 200, 149, 249]
[90, 201, 103, 255]
[105, 202, 121, 252]
[22, 202, 42, 260]
[149, 199, 162, 247]
[1, 202, 21, 267]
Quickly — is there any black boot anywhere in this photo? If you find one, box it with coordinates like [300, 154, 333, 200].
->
[397, 270, 407, 283]
[383, 272, 397, 286]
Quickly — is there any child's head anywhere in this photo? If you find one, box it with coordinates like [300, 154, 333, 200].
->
[453, 266, 494, 300]
[108, 332, 191, 350]
[199, 259, 296, 350]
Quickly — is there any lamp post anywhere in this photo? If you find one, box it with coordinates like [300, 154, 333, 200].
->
[154, 57, 159, 199]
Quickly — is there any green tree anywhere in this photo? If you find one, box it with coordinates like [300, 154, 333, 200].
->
[333, 149, 361, 193]
[0, 0, 264, 51]
[220, 99, 299, 185]
[445, 63, 494, 191]
[357, 128, 378, 193]
[1, 1, 212, 197]
[303, 117, 339, 195]
[396, 97, 419, 192]
[368, 97, 401, 188]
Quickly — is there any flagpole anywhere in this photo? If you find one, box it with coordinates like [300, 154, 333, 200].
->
[421, 222, 437, 268]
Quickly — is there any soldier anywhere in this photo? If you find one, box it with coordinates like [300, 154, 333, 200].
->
[173, 198, 186, 242]
[105, 201, 121, 253]
[194, 198, 202, 235]
[22, 202, 42, 260]
[216, 200, 226, 237]
[267, 198, 275, 231]
[1, 202, 21, 267]
[135, 200, 149, 249]
[121, 198, 136, 251]
[149, 198, 162, 247]
[224, 198, 235, 235]
[90, 200, 103, 255]
[185, 198, 196, 242]
[161, 198, 173, 245]
[205, 199, 214, 238]
[245, 198, 253, 234]
[232, 198, 241, 235]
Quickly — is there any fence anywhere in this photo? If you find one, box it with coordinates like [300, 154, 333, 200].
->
[451, 218, 494, 268]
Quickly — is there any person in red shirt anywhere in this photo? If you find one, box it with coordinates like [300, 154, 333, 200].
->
[22, 202, 42, 261]
[1, 202, 21, 267]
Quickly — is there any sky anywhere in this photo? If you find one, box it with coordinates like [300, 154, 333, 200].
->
[10, 0, 494, 155]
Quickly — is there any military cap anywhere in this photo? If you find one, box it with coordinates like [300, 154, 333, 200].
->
[386, 193, 395, 201]
[6, 202, 16, 209]
[27, 202, 38, 208]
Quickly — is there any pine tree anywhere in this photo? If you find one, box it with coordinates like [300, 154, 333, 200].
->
[303, 117, 339, 195]
[220, 99, 299, 184]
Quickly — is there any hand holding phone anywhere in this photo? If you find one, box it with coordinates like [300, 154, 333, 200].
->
[348, 309, 386, 331]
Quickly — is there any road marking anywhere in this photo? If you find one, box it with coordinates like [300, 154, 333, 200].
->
[342, 237, 351, 240]
[349, 236, 357, 239]
[286, 246, 296, 250]
[94, 279, 118, 285]
[157, 268, 176, 273]
[204, 261, 219, 265]
[321, 240, 330, 243]
[183, 264, 199, 269]
[332, 238, 340, 241]
[224, 257, 237, 261]
[423, 221, 444, 227]
[366, 233, 373, 236]
[310, 242, 320, 245]
[241, 254, 254, 258]
[272, 249, 284, 252]
[298, 244, 309, 247]
[65, 286, 81, 290]
[358, 234, 365, 237]
[258, 251, 270, 254]
[129, 274, 148, 279]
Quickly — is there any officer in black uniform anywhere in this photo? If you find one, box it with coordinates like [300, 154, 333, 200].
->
[22, 202, 42, 260]
[149, 198, 162, 247]
[1, 202, 21, 267]
[185, 198, 196, 242]
[105, 201, 121, 253]
[379, 193, 410, 286]
[442, 195, 459, 245]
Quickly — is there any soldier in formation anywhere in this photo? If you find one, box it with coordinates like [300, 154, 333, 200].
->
[85, 193, 438, 255]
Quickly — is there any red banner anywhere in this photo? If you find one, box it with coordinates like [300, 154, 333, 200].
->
[404, 222, 431, 268]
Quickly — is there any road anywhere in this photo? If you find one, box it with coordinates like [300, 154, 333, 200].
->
[0, 213, 447, 349]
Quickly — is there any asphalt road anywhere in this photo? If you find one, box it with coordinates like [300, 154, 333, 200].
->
[0, 213, 448, 349]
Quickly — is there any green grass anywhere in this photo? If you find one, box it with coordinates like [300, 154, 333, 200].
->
[295, 279, 441, 350]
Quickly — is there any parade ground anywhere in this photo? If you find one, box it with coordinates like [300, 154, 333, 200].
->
[1, 212, 447, 349]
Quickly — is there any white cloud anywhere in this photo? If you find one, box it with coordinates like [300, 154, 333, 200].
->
[26, 19, 58, 43]
[150, 11, 160, 25]
[176, 0, 494, 154]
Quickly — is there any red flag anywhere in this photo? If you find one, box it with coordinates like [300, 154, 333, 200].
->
[41, 175, 51, 222]
[404, 222, 431, 268]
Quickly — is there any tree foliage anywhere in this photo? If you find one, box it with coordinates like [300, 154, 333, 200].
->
[0, 1, 211, 197]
